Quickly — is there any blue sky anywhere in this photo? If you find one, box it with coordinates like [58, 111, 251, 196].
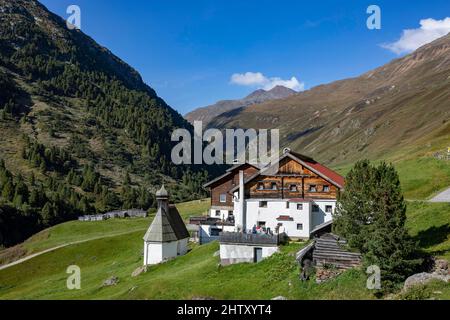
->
[40, 0, 450, 115]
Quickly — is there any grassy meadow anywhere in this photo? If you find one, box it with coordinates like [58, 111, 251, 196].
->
[334, 156, 450, 200]
[0, 232, 374, 300]
[0, 198, 448, 300]
[0, 199, 210, 266]
[406, 202, 450, 261]
[0, 151, 449, 300]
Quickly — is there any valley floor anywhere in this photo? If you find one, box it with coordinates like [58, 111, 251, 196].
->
[0, 199, 448, 300]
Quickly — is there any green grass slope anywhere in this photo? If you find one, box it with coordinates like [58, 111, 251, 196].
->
[0, 199, 210, 266]
[0, 234, 373, 300]
[406, 202, 450, 260]
[335, 157, 450, 200]
[0, 199, 448, 300]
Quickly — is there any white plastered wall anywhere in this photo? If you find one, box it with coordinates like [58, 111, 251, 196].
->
[244, 200, 312, 239]
[219, 244, 279, 265]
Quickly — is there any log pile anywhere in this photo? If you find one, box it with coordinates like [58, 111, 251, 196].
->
[312, 234, 362, 270]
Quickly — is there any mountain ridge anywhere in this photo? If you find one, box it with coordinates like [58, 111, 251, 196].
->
[185, 85, 296, 125]
[0, 0, 212, 246]
[208, 33, 450, 166]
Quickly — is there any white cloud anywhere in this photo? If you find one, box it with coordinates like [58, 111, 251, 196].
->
[264, 76, 304, 91]
[230, 72, 304, 92]
[382, 17, 450, 55]
[230, 72, 267, 86]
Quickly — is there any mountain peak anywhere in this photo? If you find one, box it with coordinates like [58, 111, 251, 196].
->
[207, 32, 450, 165]
[244, 85, 297, 102]
[268, 85, 297, 95]
[185, 86, 297, 125]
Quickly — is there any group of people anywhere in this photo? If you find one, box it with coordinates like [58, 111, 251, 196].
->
[251, 224, 274, 235]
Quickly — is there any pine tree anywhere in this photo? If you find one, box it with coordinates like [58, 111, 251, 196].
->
[14, 174, 29, 203]
[39, 160, 47, 173]
[333, 160, 420, 291]
[333, 160, 377, 251]
[364, 163, 420, 290]
[13, 193, 24, 208]
[29, 172, 36, 186]
[41, 202, 54, 226]
[123, 171, 131, 186]
[79, 196, 90, 214]
[29, 188, 40, 207]
[137, 186, 150, 209]
[1, 180, 14, 202]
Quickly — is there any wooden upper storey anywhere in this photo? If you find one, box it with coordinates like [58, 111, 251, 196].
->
[205, 151, 345, 205]
[245, 157, 339, 200]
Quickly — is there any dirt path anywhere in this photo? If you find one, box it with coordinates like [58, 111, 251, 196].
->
[430, 187, 450, 203]
[0, 228, 146, 272]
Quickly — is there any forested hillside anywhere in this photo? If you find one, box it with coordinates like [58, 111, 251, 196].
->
[0, 0, 215, 247]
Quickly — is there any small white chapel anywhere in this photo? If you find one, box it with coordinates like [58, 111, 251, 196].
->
[143, 185, 190, 265]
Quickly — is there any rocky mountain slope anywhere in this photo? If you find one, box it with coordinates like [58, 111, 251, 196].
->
[0, 0, 211, 186]
[209, 33, 450, 166]
[185, 85, 296, 126]
[0, 0, 213, 245]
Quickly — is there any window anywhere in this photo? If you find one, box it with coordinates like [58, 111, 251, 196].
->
[326, 205, 333, 213]
[290, 185, 297, 192]
[286, 202, 290, 209]
[215, 210, 221, 217]
[220, 194, 227, 203]
[309, 185, 317, 192]
[297, 224, 303, 231]
[271, 182, 277, 190]
[312, 205, 319, 212]
[297, 204, 303, 210]
[228, 211, 234, 216]
[323, 185, 330, 192]
[257, 183, 264, 190]
[259, 201, 268, 208]
[210, 228, 221, 236]
[258, 221, 266, 228]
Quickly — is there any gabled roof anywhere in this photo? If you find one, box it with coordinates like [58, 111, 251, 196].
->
[298, 156, 345, 188]
[167, 205, 190, 240]
[228, 150, 345, 192]
[203, 162, 259, 188]
[226, 162, 259, 172]
[143, 205, 189, 242]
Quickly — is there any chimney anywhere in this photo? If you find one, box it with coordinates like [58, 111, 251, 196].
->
[239, 170, 246, 233]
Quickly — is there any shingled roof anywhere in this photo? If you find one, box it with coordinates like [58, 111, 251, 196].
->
[143, 205, 189, 242]
[167, 205, 190, 240]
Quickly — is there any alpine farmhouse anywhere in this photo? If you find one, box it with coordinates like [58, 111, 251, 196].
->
[197, 149, 345, 265]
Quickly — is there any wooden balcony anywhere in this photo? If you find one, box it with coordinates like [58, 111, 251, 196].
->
[219, 232, 281, 245]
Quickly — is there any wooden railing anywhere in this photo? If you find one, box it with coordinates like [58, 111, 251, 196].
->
[219, 232, 280, 245]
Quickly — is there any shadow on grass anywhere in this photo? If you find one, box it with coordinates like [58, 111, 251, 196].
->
[413, 224, 450, 248]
